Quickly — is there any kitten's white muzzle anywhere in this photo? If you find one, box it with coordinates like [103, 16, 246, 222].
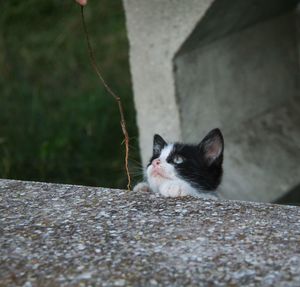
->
[148, 157, 175, 180]
[149, 162, 171, 179]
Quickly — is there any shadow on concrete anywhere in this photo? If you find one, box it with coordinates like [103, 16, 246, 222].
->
[274, 184, 300, 206]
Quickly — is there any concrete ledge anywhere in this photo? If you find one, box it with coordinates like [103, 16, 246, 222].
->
[1, 179, 300, 286]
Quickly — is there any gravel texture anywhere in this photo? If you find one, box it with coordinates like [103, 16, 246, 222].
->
[1, 179, 300, 287]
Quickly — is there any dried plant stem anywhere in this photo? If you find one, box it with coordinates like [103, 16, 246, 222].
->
[80, 6, 131, 191]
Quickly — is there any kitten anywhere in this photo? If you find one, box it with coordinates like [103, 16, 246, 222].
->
[133, 128, 224, 198]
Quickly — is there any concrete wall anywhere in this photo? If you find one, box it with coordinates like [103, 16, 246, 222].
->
[123, 0, 215, 163]
[123, 0, 300, 202]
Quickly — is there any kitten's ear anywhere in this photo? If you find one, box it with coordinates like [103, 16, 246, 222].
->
[198, 128, 224, 165]
[153, 134, 167, 155]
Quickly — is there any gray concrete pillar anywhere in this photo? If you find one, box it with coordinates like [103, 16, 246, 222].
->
[123, 0, 214, 161]
[123, 0, 300, 202]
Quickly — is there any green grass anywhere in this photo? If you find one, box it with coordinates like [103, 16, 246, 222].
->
[0, 0, 141, 188]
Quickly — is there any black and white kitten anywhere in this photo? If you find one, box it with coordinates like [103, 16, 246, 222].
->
[133, 128, 224, 198]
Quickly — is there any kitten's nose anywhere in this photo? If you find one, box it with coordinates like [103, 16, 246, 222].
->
[152, 158, 161, 166]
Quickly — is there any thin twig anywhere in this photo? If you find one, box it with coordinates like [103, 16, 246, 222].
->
[80, 6, 131, 191]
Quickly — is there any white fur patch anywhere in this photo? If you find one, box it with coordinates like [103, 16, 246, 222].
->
[160, 144, 173, 161]
[159, 180, 192, 197]
[133, 182, 150, 193]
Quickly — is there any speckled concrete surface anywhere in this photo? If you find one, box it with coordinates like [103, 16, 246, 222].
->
[1, 179, 300, 287]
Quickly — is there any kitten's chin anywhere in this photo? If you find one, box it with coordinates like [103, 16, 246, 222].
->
[151, 171, 172, 180]
[147, 166, 173, 181]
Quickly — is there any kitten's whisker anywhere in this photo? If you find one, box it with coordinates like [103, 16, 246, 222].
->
[128, 165, 144, 174]
[130, 174, 144, 179]
[128, 135, 139, 141]
[128, 157, 143, 164]
[128, 161, 144, 169]
[127, 164, 145, 175]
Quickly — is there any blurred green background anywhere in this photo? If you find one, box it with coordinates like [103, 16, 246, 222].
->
[0, 0, 141, 188]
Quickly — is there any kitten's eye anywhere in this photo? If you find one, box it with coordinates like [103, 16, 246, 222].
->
[173, 155, 184, 164]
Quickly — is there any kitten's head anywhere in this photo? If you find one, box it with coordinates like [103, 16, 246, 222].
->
[146, 128, 224, 191]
